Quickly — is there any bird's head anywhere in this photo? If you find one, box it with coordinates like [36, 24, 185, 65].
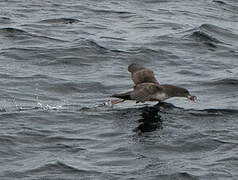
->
[128, 63, 144, 73]
[178, 87, 196, 101]
[164, 85, 196, 102]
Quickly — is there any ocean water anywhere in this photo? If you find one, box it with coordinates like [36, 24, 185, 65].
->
[0, 0, 238, 179]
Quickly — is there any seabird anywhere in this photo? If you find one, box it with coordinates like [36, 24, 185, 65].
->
[111, 63, 196, 104]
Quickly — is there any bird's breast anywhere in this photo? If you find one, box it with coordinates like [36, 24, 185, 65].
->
[153, 92, 168, 101]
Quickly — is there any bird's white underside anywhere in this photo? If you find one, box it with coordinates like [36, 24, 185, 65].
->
[154, 92, 168, 101]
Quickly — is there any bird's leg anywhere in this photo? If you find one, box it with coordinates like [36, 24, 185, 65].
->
[111, 99, 125, 105]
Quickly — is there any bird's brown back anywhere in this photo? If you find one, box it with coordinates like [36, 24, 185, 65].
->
[128, 63, 159, 85]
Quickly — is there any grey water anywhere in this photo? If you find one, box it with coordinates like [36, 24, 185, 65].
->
[0, 0, 238, 179]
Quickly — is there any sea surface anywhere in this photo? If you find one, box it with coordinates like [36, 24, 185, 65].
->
[0, 0, 238, 179]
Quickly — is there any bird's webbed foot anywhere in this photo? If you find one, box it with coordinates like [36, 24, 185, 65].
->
[111, 99, 125, 105]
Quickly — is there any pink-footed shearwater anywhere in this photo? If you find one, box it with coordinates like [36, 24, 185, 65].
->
[111, 63, 196, 104]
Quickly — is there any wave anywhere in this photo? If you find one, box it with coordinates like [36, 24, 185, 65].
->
[177, 69, 203, 77]
[1, 38, 109, 66]
[2, 161, 102, 179]
[82, 39, 108, 51]
[0, 135, 17, 146]
[213, 78, 238, 86]
[188, 25, 223, 44]
[0, 27, 65, 44]
[0, 16, 12, 24]
[113, 102, 238, 117]
[126, 47, 179, 63]
[190, 31, 221, 44]
[201, 108, 238, 114]
[39, 18, 80, 24]
[184, 24, 238, 47]
[100, 36, 126, 41]
[213, 0, 238, 13]
[89, 8, 134, 15]
[203, 78, 238, 86]
[213, 0, 226, 5]
[187, 107, 238, 118]
[156, 172, 199, 180]
[0, 27, 29, 37]
[42, 135, 99, 144]
[32, 161, 84, 173]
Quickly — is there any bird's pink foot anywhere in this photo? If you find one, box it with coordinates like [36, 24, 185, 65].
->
[111, 99, 125, 105]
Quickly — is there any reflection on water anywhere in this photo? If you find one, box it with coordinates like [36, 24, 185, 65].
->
[134, 102, 183, 133]
[134, 106, 162, 133]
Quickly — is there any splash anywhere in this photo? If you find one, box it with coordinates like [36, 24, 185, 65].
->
[37, 101, 63, 111]
[35, 95, 63, 111]
[94, 99, 114, 108]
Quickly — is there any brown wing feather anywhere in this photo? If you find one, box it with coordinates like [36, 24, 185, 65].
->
[130, 83, 162, 103]
[128, 63, 159, 85]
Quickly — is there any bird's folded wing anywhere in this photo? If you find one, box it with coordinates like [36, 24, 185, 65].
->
[130, 83, 162, 103]
[128, 64, 159, 85]
[132, 69, 158, 85]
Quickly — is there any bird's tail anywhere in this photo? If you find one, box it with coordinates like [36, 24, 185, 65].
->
[111, 91, 131, 100]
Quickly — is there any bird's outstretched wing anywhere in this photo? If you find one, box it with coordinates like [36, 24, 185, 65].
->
[130, 83, 162, 103]
[128, 63, 159, 85]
